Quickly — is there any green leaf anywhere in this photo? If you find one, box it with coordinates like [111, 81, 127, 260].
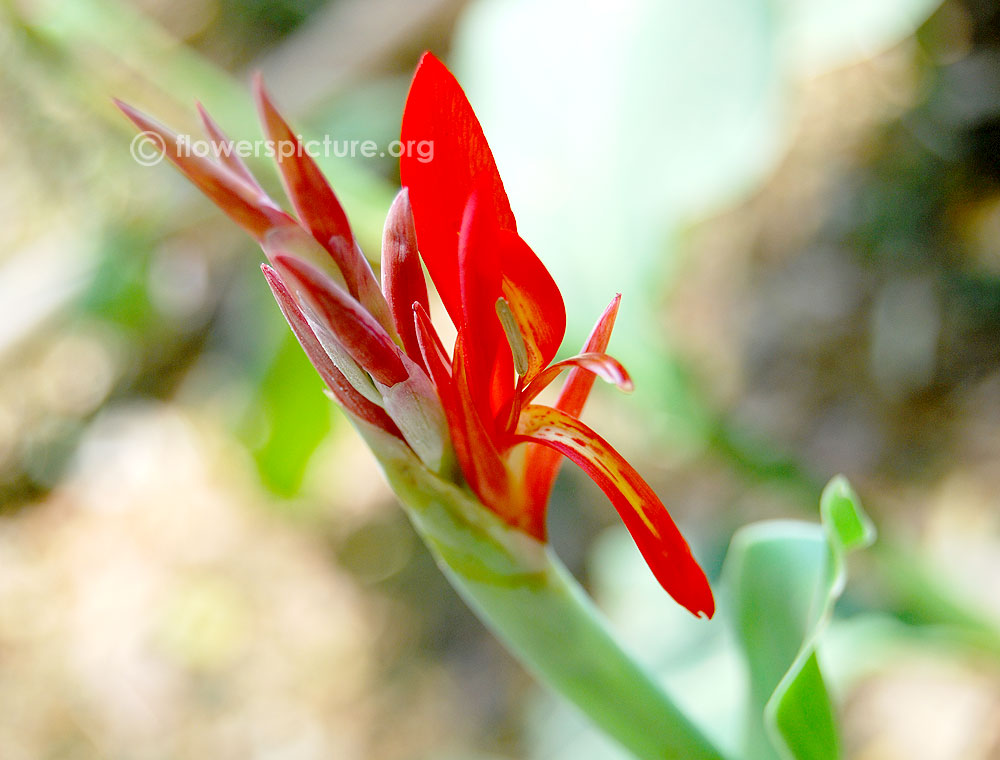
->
[724, 476, 875, 760]
[249, 329, 333, 496]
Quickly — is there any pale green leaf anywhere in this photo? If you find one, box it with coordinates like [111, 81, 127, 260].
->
[724, 476, 875, 760]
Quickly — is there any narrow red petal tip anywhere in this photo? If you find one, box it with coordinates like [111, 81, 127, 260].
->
[114, 98, 292, 241]
[195, 100, 263, 191]
[382, 188, 429, 369]
[253, 74, 353, 245]
[522, 352, 634, 405]
[253, 77, 395, 335]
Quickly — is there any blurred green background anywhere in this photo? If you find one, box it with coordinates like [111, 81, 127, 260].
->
[1, 0, 1000, 758]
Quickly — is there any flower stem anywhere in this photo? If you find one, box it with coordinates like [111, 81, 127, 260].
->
[368, 430, 727, 760]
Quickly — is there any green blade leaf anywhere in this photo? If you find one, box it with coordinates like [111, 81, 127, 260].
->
[724, 476, 875, 760]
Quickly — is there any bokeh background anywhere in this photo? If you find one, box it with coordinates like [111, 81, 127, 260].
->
[2, 0, 1000, 758]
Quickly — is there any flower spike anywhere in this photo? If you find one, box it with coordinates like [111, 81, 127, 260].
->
[115, 53, 713, 618]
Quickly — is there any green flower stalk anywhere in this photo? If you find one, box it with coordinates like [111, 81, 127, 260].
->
[116, 52, 723, 759]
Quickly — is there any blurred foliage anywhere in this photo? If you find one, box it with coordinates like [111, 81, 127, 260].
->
[725, 478, 875, 760]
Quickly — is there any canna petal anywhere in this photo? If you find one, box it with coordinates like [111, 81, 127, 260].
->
[261, 264, 400, 436]
[274, 254, 408, 386]
[514, 404, 715, 618]
[399, 52, 516, 327]
[522, 295, 622, 510]
[114, 99, 294, 241]
[521, 351, 633, 405]
[254, 77, 395, 335]
[555, 295, 622, 417]
[414, 306, 515, 518]
[457, 181, 513, 425]
[382, 189, 430, 369]
[253, 74, 353, 249]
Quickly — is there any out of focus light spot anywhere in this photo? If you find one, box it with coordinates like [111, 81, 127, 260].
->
[37, 327, 120, 417]
[845, 658, 1000, 760]
[961, 194, 1000, 275]
[148, 242, 212, 323]
[870, 275, 940, 398]
[158, 574, 251, 670]
[337, 517, 414, 585]
[128, 0, 219, 39]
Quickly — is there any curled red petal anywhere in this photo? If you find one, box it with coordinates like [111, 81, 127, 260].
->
[522, 294, 622, 509]
[412, 303, 452, 384]
[400, 52, 516, 327]
[261, 265, 400, 436]
[382, 189, 430, 369]
[114, 99, 293, 241]
[521, 351, 632, 405]
[274, 254, 408, 387]
[514, 404, 715, 618]
[554, 294, 622, 417]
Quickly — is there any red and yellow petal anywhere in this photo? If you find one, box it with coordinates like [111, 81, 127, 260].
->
[521, 294, 622, 511]
[514, 404, 715, 618]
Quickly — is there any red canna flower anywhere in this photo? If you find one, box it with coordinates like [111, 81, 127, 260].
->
[115, 53, 714, 618]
